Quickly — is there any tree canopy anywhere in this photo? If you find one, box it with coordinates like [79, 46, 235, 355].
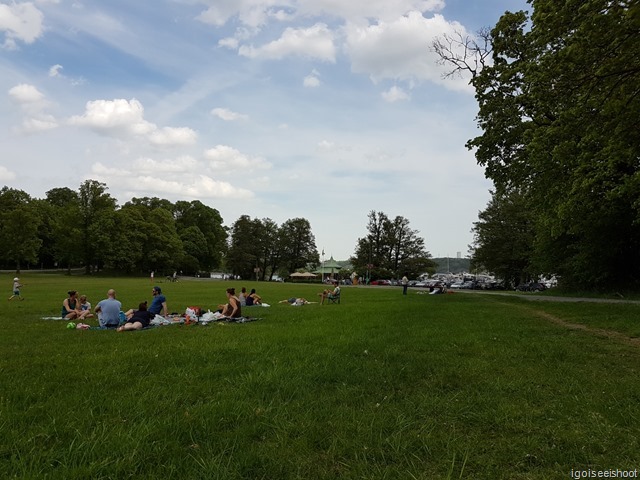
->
[351, 211, 434, 280]
[438, 0, 640, 289]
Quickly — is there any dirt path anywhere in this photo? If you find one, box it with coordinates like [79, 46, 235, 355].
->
[484, 296, 640, 347]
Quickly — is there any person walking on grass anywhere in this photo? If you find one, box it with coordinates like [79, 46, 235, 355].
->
[402, 273, 409, 295]
[8, 277, 24, 301]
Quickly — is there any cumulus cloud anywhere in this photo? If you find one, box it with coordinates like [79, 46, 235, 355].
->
[239, 23, 335, 61]
[204, 145, 271, 171]
[345, 12, 472, 91]
[382, 85, 410, 102]
[69, 98, 197, 146]
[149, 127, 198, 146]
[21, 114, 58, 133]
[303, 69, 321, 87]
[211, 107, 249, 121]
[8, 84, 58, 133]
[91, 161, 254, 199]
[8, 83, 45, 103]
[0, 1, 44, 49]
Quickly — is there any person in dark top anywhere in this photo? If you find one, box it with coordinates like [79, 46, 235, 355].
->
[118, 302, 153, 332]
[245, 288, 262, 306]
[219, 288, 242, 318]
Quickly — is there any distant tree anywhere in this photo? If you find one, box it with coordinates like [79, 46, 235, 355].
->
[78, 180, 117, 273]
[226, 215, 263, 279]
[0, 187, 42, 272]
[351, 211, 433, 279]
[470, 190, 535, 287]
[261, 218, 282, 280]
[174, 200, 227, 271]
[44, 187, 82, 273]
[279, 218, 319, 274]
[99, 207, 146, 273]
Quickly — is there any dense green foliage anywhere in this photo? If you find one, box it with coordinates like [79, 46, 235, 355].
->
[1, 185, 435, 282]
[439, 1, 640, 289]
[3, 275, 640, 478]
[226, 216, 319, 280]
[350, 210, 436, 280]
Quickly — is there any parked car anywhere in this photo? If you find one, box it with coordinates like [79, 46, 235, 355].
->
[516, 282, 547, 292]
[370, 279, 391, 286]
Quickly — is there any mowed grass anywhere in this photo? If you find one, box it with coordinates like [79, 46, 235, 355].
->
[2, 275, 640, 479]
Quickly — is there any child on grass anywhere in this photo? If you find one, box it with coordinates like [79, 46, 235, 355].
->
[8, 277, 24, 301]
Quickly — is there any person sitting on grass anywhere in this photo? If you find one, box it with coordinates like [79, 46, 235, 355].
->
[95, 289, 122, 329]
[117, 302, 153, 332]
[218, 287, 242, 318]
[125, 286, 168, 320]
[238, 287, 247, 307]
[62, 290, 92, 320]
[318, 282, 340, 305]
[79, 295, 94, 318]
[245, 288, 262, 306]
[279, 297, 315, 306]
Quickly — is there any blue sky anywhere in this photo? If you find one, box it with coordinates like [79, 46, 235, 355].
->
[1, 0, 529, 261]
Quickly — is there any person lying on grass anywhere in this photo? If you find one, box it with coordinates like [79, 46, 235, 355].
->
[118, 302, 153, 332]
[279, 297, 316, 306]
[217, 287, 242, 318]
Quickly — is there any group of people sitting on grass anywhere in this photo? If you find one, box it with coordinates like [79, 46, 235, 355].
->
[60, 280, 342, 332]
[61, 286, 168, 331]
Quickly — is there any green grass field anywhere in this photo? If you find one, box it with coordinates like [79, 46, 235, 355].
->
[2, 274, 640, 479]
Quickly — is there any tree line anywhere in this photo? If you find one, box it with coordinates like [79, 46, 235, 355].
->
[434, 0, 640, 290]
[0, 183, 432, 280]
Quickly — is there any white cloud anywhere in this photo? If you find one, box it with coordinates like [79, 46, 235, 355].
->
[0, 166, 17, 181]
[0, 1, 44, 48]
[345, 12, 472, 91]
[239, 23, 336, 61]
[21, 114, 58, 133]
[8, 83, 45, 103]
[149, 127, 198, 146]
[211, 107, 249, 121]
[69, 98, 196, 147]
[91, 162, 254, 199]
[304, 69, 321, 87]
[69, 98, 154, 134]
[194, 0, 444, 26]
[382, 85, 410, 102]
[49, 64, 63, 77]
[204, 145, 271, 171]
[132, 156, 199, 173]
[218, 37, 239, 49]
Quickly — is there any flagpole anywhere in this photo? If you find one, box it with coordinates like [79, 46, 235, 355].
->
[321, 248, 325, 284]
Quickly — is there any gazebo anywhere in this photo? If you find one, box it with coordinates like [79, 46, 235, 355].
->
[314, 256, 342, 279]
[289, 272, 317, 279]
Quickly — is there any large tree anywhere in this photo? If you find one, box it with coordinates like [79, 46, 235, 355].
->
[174, 200, 227, 271]
[436, 1, 640, 289]
[0, 187, 42, 272]
[351, 211, 433, 280]
[278, 218, 319, 275]
[78, 180, 117, 273]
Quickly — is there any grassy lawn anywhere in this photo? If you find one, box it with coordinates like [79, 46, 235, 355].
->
[2, 275, 640, 479]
